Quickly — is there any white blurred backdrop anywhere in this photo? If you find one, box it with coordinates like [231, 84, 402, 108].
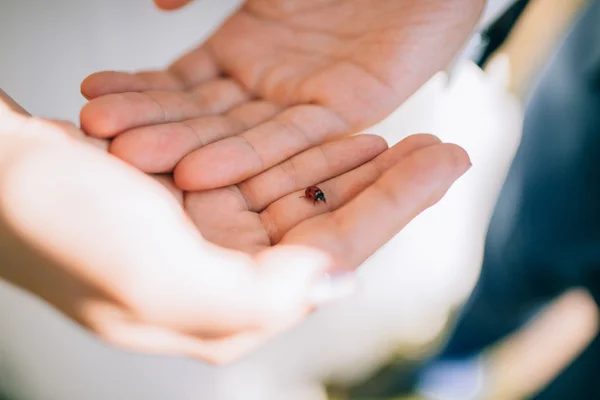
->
[0, 1, 522, 399]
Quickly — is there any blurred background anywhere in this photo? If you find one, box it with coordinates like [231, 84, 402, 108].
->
[1, 0, 597, 399]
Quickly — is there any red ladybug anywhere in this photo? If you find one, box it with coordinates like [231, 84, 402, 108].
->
[300, 185, 327, 205]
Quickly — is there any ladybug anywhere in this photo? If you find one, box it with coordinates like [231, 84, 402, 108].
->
[300, 185, 327, 205]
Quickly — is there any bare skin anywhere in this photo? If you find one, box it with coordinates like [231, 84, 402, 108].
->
[80, 0, 484, 192]
[0, 90, 470, 364]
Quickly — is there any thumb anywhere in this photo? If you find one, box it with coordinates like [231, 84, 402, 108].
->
[149, 244, 358, 338]
[252, 245, 358, 331]
[153, 0, 194, 10]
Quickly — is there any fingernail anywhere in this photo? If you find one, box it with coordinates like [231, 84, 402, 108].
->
[454, 154, 472, 178]
[307, 271, 358, 307]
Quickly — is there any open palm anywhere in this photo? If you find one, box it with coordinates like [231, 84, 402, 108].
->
[151, 131, 473, 362]
[80, 0, 482, 192]
[0, 88, 469, 363]
[156, 133, 467, 261]
[79, 127, 471, 363]
[114, 130, 471, 363]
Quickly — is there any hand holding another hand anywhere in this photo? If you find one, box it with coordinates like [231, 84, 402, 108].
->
[0, 87, 469, 364]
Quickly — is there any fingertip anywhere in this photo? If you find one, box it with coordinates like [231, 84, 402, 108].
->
[173, 155, 201, 190]
[353, 133, 389, 152]
[80, 96, 120, 138]
[384, 138, 470, 187]
[80, 88, 92, 101]
[110, 128, 184, 174]
[441, 142, 472, 177]
[173, 156, 215, 191]
[80, 72, 102, 100]
[403, 141, 471, 187]
[411, 142, 472, 209]
[154, 0, 193, 10]
[400, 133, 442, 149]
[81, 71, 119, 99]
[83, 71, 154, 100]
[81, 93, 157, 138]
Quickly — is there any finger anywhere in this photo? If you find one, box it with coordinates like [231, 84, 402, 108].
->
[262, 134, 441, 242]
[80, 79, 249, 138]
[154, 0, 194, 11]
[81, 44, 220, 99]
[239, 134, 388, 212]
[109, 101, 281, 173]
[251, 245, 358, 324]
[168, 44, 222, 88]
[81, 70, 186, 100]
[280, 142, 472, 267]
[174, 104, 351, 190]
[180, 136, 388, 250]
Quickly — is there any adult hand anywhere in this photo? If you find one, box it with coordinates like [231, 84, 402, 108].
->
[80, 0, 483, 191]
[0, 90, 471, 364]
